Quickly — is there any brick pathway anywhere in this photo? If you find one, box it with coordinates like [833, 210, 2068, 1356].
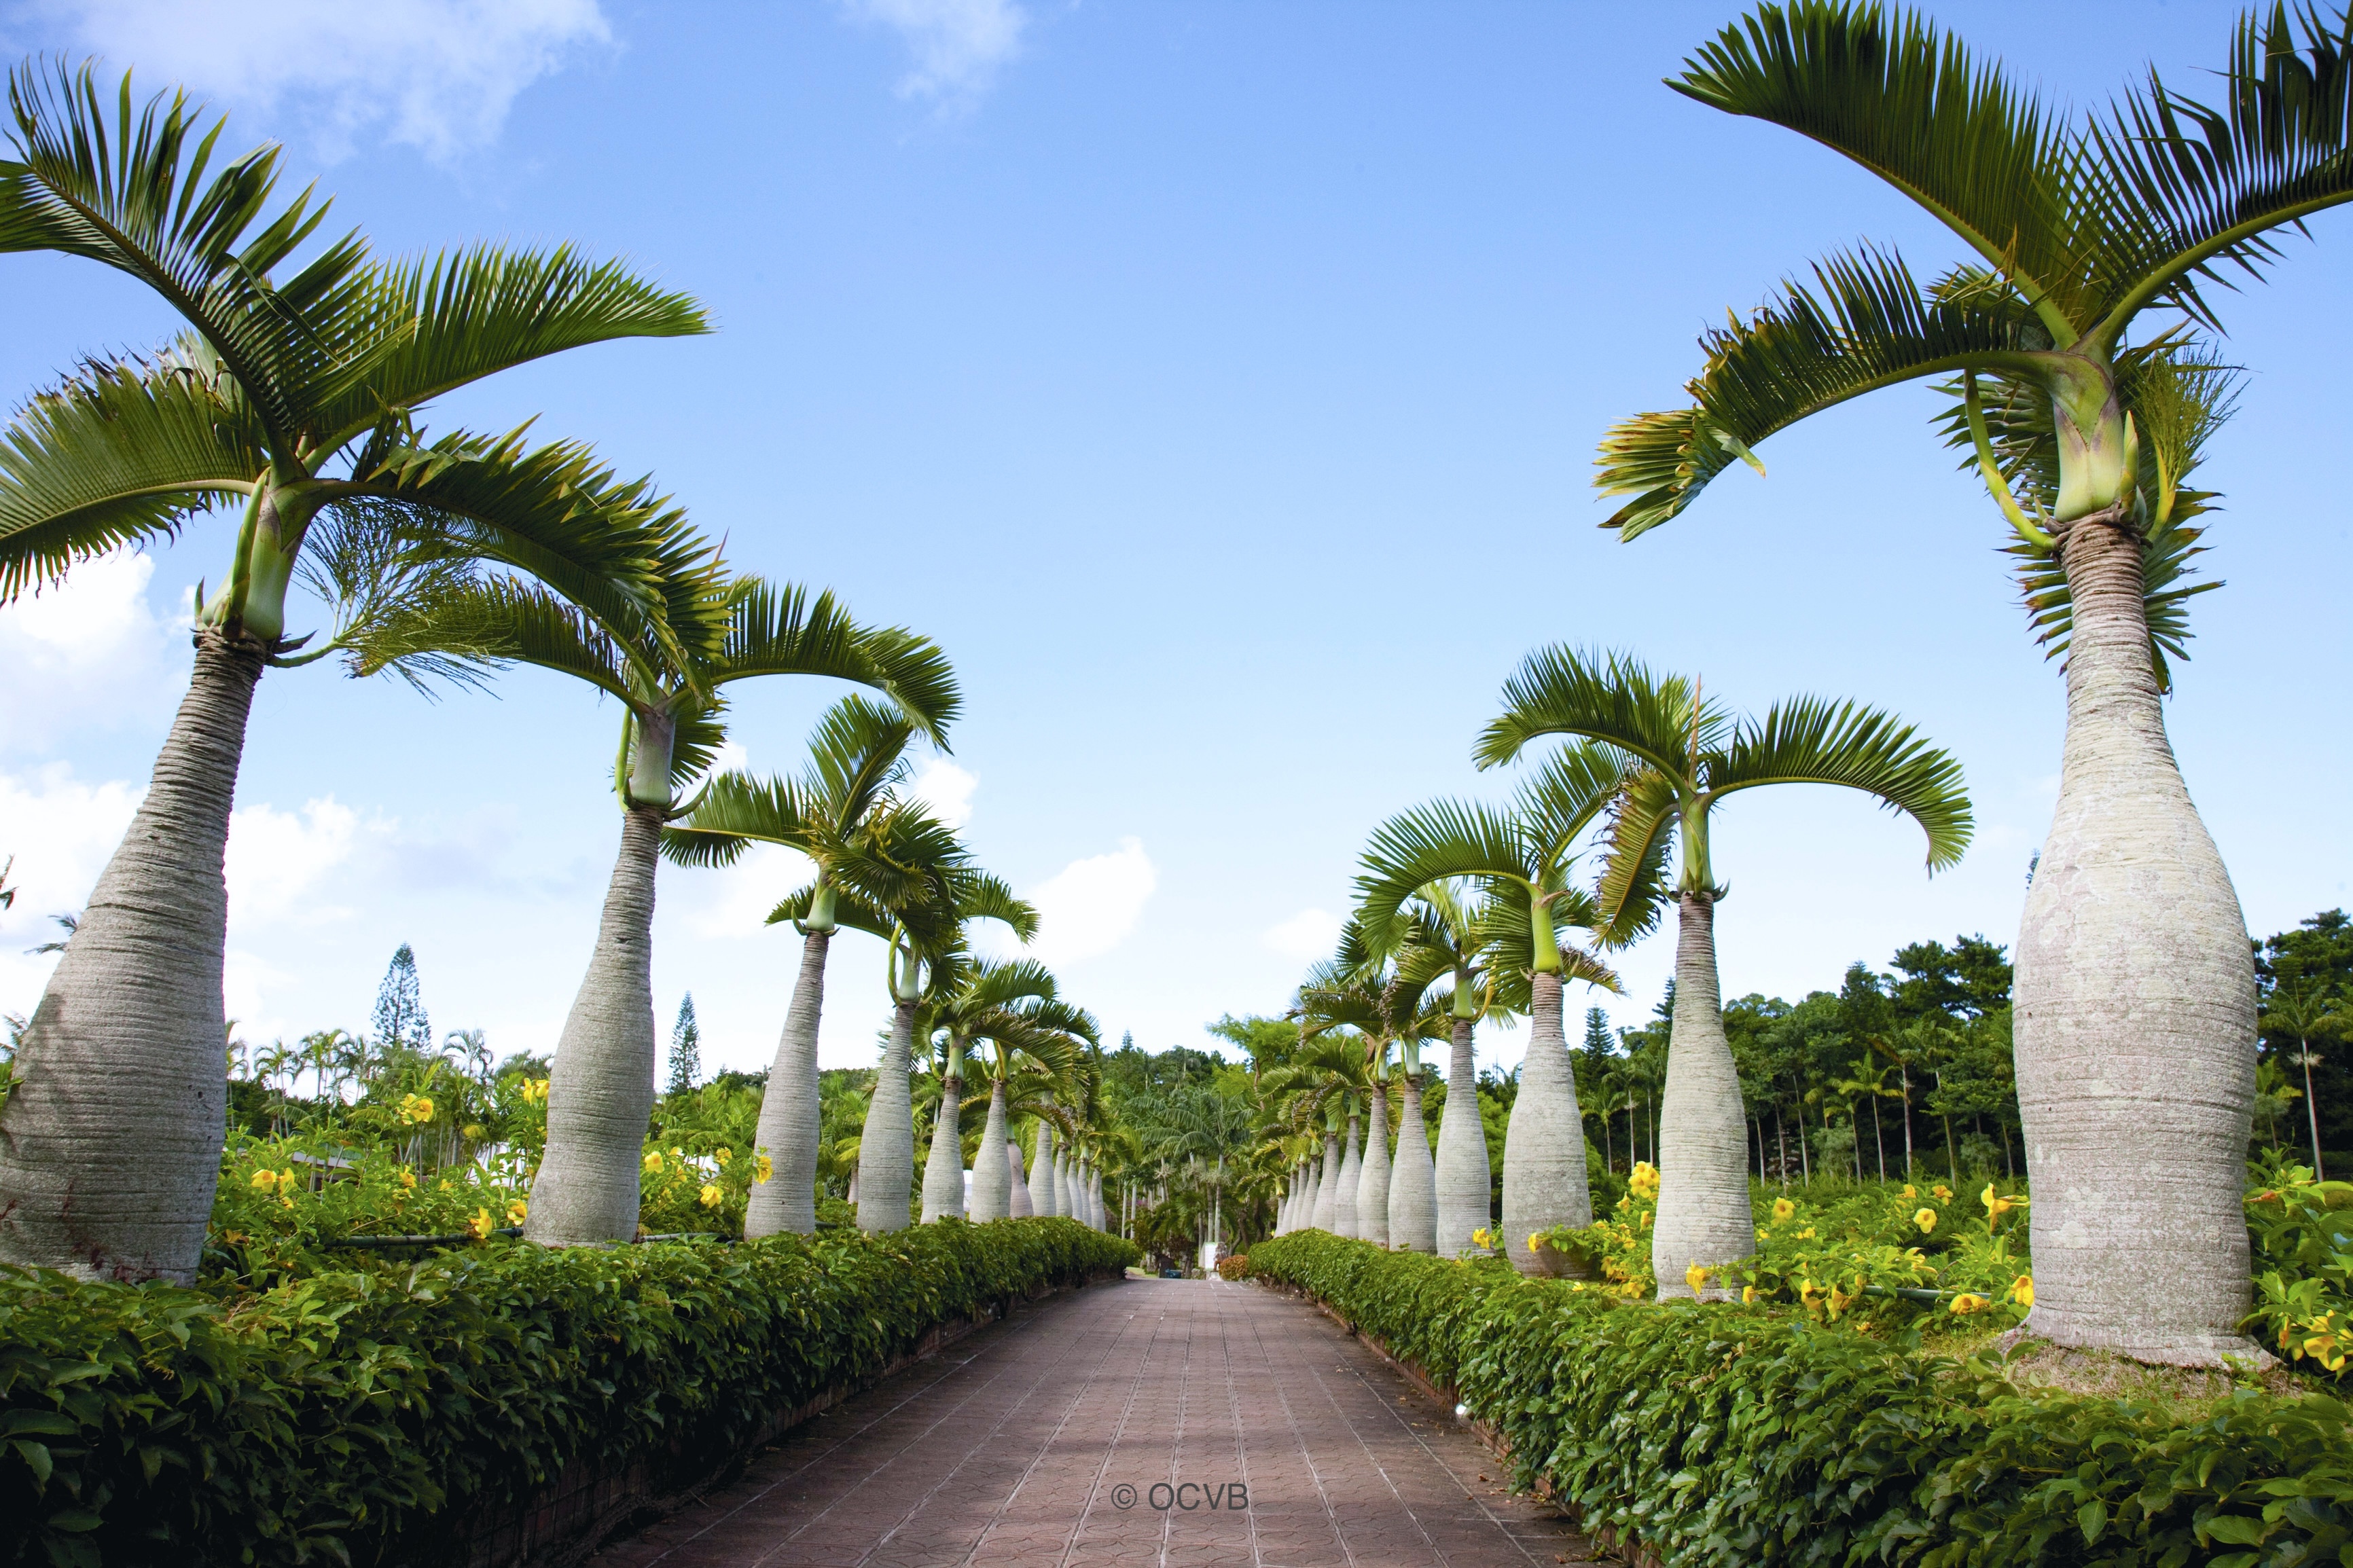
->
[593, 1275, 1613, 1568]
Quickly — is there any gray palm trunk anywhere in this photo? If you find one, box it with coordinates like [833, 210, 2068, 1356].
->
[1007, 1137, 1033, 1216]
[920, 1071, 966, 1222]
[1650, 894, 1752, 1300]
[855, 999, 919, 1231]
[1054, 1150, 1073, 1219]
[1030, 1124, 1059, 1217]
[969, 1080, 1011, 1221]
[1357, 1089, 1393, 1248]
[2015, 519, 2258, 1365]
[1434, 1017, 1492, 1256]
[1081, 1163, 1099, 1228]
[1502, 970, 1595, 1277]
[526, 805, 666, 1245]
[1303, 1152, 1324, 1228]
[743, 928, 831, 1238]
[1312, 1133, 1341, 1230]
[0, 631, 264, 1281]
[1390, 1072, 1437, 1252]
[1333, 1115, 1363, 1239]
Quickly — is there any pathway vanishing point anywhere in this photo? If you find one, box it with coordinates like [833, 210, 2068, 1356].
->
[593, 1275, 1615, 1568]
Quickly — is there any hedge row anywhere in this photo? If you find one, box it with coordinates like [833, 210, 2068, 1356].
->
[1, 1218, 1138, 1567]
[1246, 1232, 2353, 1568]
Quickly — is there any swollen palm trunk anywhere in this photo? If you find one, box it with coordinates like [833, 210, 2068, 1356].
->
[1030, 1125, 1059, 1217]
[1434, 1019, 1491, 1256]
[1333, 1116, 1363, 1239]
[1390, 1073, 1437, 1253]
[2015, 522, 2258, 1364]
[969, 1081, 1011, 1221]
[1312, 1133, 1341, 1230]
[743, 928, 830, 1238]
[1357, 1091, 1392, 1248]
[1651, 894, 1752, 1299]
[1503, 971, 1595, 1277]
[527, 806, 665, 1245]
[1054, 1150, 1073, 1220]
[1007, 1138, 1032, 1216]
[1304, 1152, 1325, 1228]
[0, 632, 264, 1281]
[855, 1000, 918, 1231]
[920, 1074, 965, 1222]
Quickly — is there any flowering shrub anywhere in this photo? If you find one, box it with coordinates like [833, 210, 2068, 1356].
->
[1249, 1230, 2353, 1567]
[0, 1218, 1138, 1567]
[2244, 1155, 2353, 1377]
[1215, 1254, 1251, 1281]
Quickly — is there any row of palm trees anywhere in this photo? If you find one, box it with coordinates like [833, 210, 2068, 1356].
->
[1267, 0, 2353, 1366]
[1267, 649, 1970, 1284]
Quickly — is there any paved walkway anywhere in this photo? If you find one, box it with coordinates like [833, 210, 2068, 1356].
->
[594, 1275, 1613, 1568]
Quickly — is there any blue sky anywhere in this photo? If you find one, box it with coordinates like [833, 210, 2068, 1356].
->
[1, 0, 2346, 1082]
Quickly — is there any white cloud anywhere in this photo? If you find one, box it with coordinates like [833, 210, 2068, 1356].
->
[679, 841, 816, 941]
[226, 797, 386, 926]
[1021, 837, 1156, 964]
[0, 553, 190, 750]
[1262, 907, 1342, 963]
[0, 765, 143, 1021]
[28, 0, 612, 161]
[905, 757, 976, 828]
[839, 0, 1025, 103]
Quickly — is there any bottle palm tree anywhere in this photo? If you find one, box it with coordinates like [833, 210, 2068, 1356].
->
[1596, 1, 2352, 1360]
[967, 1003, 1096, 1222]
[920, 958, 1095, 1223]
[1357, 748, 1630, 1275]
[660, 695, 929, 1236]
[361, 577, 958, 1244]
[1477, 646, 1971, 1297]
[0, 67, 710, 1281]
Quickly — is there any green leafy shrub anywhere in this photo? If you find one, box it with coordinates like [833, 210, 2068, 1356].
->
[1249, 1230, 2353, 1567]
[1, 1218, 1136, 1567]
[2244, 1156, 2353, 1377]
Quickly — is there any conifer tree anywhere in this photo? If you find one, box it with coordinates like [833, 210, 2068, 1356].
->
[371, 945, 431, 1053]
[667, 994, 701, 1096]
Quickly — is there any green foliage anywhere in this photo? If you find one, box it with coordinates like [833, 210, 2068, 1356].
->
[0, 1218, 1135, 1567]
[1249, 1230, 2353, 1567]
[2244, 1155, 2353, 1379]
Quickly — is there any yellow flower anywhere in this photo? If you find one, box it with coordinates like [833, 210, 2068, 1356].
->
[279, 1171, 299, 1195]
[2009, 1274, 2034, 1307]
[700, 1183, 724, 1209]
[755, 1154, 774, 1184]
[507, 1200, 528, 1226]
[1827, 1281, 1856, 1319]
[1949, 1293, 1989, 1315]
[1902, 1184, 1917, 1199]
[715, 1148, 732, 1166]
[401, 1095, 435, 1124]
[249, 1169, 278, 1191]
[1640, 1211, 1652, 1229]
[399, 1169, 418, 1190]
[1756, 1228, 1771, 1241]
[1741, 1286, 1756, 1305]
[1685, 1263, 1712, 1296]
[1771, 1197, 1795, 1222]
[1931, 1184, 1952, 1202]
[1797, 1226, 1816, 1240]
[467, 1207, 495, 1240]
[1471, 1226, 1493, 1248]
[279, 1193, 294, 1209]
[1914, 1207, 1939, 1235]
[1629, 1161, 1660, 1198]
[670, 1146, 684, 1158]
[1528, 1233, 1545, 1254]
[521, 1078, 550, 1104]
[462, 1123, 483, 1140]
[643, 1151, 663, 1172]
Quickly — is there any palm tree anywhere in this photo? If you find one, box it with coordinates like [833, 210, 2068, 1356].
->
[966, 991, 1096, 1222]
[2261, 980, 2341, 1178]
[0, 66, 709, 1281]
[1357, 749, 1630, 1275]
[363, 578, 958, 1244]
[920, 958, 1094, 1222]
[660, 695, 927, 1235]
[1598, 1, 2352, 1360]
[1477, 646, 1970, 1297]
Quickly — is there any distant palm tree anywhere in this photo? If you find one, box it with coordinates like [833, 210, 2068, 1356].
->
[1597, 0, 2352, 1361]
[0, 62, 708, 1281]
[1478, 646, 1969, 1297]
[2261, 980, 2342, 1178]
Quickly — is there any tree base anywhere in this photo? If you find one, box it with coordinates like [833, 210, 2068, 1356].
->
[1999, 1318, 2278, 1372]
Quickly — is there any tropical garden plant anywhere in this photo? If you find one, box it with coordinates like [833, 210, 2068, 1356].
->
[1600, 0, 2353, 1362]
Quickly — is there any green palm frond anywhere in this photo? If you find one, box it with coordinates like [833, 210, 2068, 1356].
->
[766, 880, 897, 943]
[2091, 2, 2353, 341]
[1477, 644, 1723, 775]
[1710, 695, 1973, 870]
[311, 244, 708, 450]
[1355, 799, 1528, 951]
[0, 61, 371, 452]
[852, 624, 961, 745]
[805, 695, 918, 828]
[710, 582, 960, 744]
[0, 357, 263, 599]
[660, 771, 814, 868]
[1672, 3, 2093, 338]
[343, 576, 632, 700]
[941, 868, 1038, 943]
[1514, 740, 1638, 861]
[1483, 891, 1622, 1007]
[1593, 769, 1679, 937]
[1595, 246, 2046, 539]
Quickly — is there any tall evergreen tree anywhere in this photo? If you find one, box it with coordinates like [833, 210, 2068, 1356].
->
[667, 994, 700, 1095]
[1581, 1007, 1615, 1061]
[371, 944, 430, 1053]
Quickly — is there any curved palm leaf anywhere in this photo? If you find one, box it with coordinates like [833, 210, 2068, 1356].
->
[1477, 644, 1722, 774]
[1355, 799, 1527, 951]
[344, 576, 633, 700]
[1710, 695, 1973, 869]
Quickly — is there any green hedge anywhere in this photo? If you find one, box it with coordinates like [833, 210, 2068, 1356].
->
[1248, 1232, 2353, 1567]
[1, 1218, 1136, 1567]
